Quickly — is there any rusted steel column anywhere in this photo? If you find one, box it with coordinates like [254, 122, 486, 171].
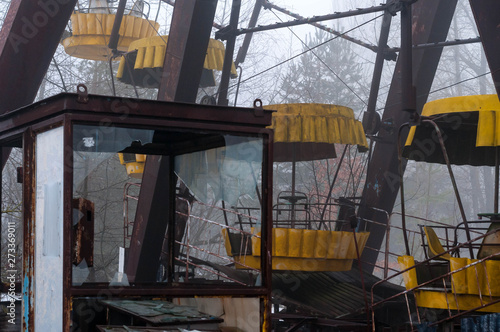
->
[22, 129, 35, 331]
[234, 0, 262, 67]
[358, 0, 458, 272]
[217, 0, 241, 106]
[107, 0, 127, 51]
[157, 0, 218, 102]
[0, 0, 77, 114]
[127, 0, 218, 282]
[469, 0, 500, 98]
[400, 1, 415, 114]
[363, 9, 393, 135]
[125, 156, 171, 282]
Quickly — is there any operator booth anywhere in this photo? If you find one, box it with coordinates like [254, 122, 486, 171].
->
[0, 87, 273, 331]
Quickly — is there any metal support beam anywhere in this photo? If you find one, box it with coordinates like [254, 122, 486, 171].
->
[127, 0, 218, 282]
[237, 3, 393, 36]
[217, 0, 241, 106]
[22, 129, 35, 331]
[263, 0, 397, 59]
[157, 0, 218, 102]
[107, 0, 127, 51]
[234, 0, 263, 66]
[125, 156, 171, 282]
[400, 1, 415, 114]
[161, 0, 223, 29]
[358, 0, 458, 273]
[411, 37, 481, 50]
[0, 0, 77, 114]
[363, 9, 393, 135]
[468, 0, 500, 98]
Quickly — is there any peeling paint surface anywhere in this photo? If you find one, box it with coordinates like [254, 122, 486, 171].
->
[35, 127, 64, 332]
[22, 274, 30, 332]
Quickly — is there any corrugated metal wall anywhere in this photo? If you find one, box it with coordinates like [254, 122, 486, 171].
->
[462, 313, 500, 332]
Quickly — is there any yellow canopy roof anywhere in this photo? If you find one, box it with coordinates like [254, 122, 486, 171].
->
[62, 12, 159, 61]
[264, 103, 368, 162]
[404, 95, 500, 166]
[116, 35, 237, 87]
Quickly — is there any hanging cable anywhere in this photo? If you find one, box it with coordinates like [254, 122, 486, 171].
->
[429, 71, 491, 95]
[226, 14, 383, 95]
[155, 0, 161, 22]
[109, 57, 117, 96]
[124, 55, 140, 98]
[374, 71, 492, 113]
[52, 58, 68, 93]
[268, 8, 368, 107]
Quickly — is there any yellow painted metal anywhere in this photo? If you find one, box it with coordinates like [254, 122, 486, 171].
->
[397, 255, 418, 289]
[265, 103, 368, 147]
[288, 228, 302, 257]
[449, 257, 500, 296]
[231, 255, 354, 272]
[424, 226, 451, 260]
[118, 153, 146, 178]
[477, 222, 500, 259]
[414, 290, 500, 313]
[405, 95, 500, 148]
[486, 259, 500, 295]
[450, 257, 468, 294]
[399, 255, 500, 312]
[116, 36, 237, 79]
[62, 13, 159, 61]
[224, 228, 369, 271]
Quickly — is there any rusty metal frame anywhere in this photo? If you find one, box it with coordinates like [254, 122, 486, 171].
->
[62, 115, 73, 332]
[469, 0, 500, 99]
[67, 125, 273, 296]
[21, 128, 35, 331]
[358, 0, 458, 272]
[0, 0, 77, 114]
[11, 117, 72, 331]
[0, 93, 274, 330]
[216, 0, 241, 106]
[236, 3, 393, 35]
[397, 118, 474, 258]
[370, 228, 500, 329]
[157, 0, 218, 102]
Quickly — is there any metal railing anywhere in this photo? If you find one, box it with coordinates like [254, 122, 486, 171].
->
[172, 198, 262, 286]
[370, 217, 500, 330]
[123, 182, 141, 248]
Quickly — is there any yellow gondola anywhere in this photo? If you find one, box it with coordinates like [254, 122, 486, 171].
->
[116, 36, 237, 88]
[62, 2, 159, 61]
[118, 103, 370, 272]
[224, 103, 370, 272]
[399, 95, 500, 313]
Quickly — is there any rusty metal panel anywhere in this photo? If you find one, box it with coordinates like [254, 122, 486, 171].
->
[125, 155, 171, 283]
[0, 94, 274, 136]
[157, 0, 218, 102]
[216, 0, 240, 106]
[0, 93, 273, 302]
[134, 0, 219, 286]
[469, 0, 500, 98]
[72, 198, 94, 267]
[358, 0, 458, 271]
[62, 117, 73, 332]
[22, 128, 35, 332]
[0, 0, 77, 114]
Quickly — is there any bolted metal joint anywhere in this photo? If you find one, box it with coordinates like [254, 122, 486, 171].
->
[253, 99, 264, 117]
[387, 0, 403, 16]
[76, 84, 89, 104]
[215, 25, 235, 41]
